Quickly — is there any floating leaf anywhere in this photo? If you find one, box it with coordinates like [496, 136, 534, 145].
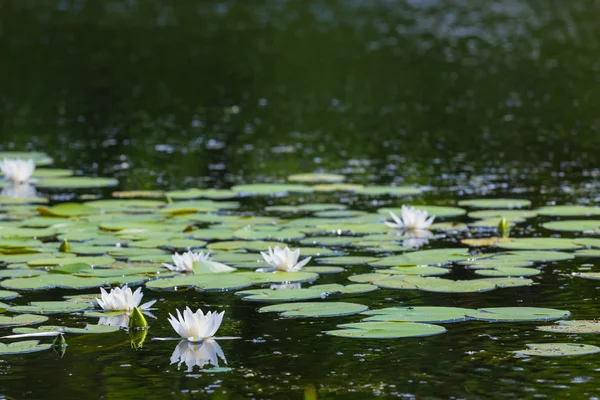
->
[468, 307, 570, 322]
[0, 152, 53, 166]
[236, 284, 377, 302]
[376, 266, 449, 276]
[13, 324, 120, 334]
[37, 203, 95, 217]
[312, 184, 364, 192]
[542, 220, 600, 232]
[537, 320, 600, 334]
[0, 340, 52, 354]
[461, 237, 511, 247]
[473, 267, 541, 277]
[259, 302, 367, 318]
[496, 238, 581, 251]
[494, 251, 574, 262]
[287, 173, 345, 183]
[326, 322, 446, 339]
[304, 266, 344, 274]
[537, 206, 600, 217]
[0, 314, 48, 327]
[467, 209, 537, 219]
[513, 343, 600, 357]
[7, 301, 92, 315]
[458, 199, 531, 209]
[362, 306, 473, 323]
[370, 248, 474, 267]
[36, 177, 119, 189]
[231, 184, 313, 195]
[166, 189, 237, 200]
[316, 256, 378, 266]
[357, 186, 422, 196]
[0, 290, 19, 300]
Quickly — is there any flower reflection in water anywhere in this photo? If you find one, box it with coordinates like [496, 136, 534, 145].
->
[170, 339, 227, 372]
[0, 183, 37, 198]
[401, 229, 434, 249]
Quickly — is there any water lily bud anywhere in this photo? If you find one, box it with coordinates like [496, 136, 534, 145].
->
[58, 239, 71, 252]
[52, 333, 67, 348]
[498, 217, 510, 238]
[130, 328, 148, 349]
[129, 306, 149, 330]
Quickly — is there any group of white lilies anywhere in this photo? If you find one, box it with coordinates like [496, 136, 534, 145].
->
[1, 158, 436, 345]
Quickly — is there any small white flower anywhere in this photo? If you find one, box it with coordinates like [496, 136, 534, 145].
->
[170, 339, 227, 372]
[168, 307, 224, 342]
[0, 183, 37, 198]
[260, 246, 311, 272]
[385, 205, 435, 231]
[162, 251, 235, 273]
[0, 159, 35, 183]
[96, 287, 156, 312]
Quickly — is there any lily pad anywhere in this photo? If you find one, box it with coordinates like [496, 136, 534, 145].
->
[0, 314, 48, 327]
[467, 209, 537, 219]
[236, 284, 377, 302]
[494, 251, 574, 262]
[459, 198, 531, 209]
[7, 301, 92, 315]
[495, 238, 581, 251]
[326, 322, 446, 339]
[370, 248, 474, 267]
[376, 266, 449, 277]
[259, 302, 367, 318]
[357, 186, 422, 196]
[362, 306, 473, 323]
[537, 320, 600, 334]
[542, 220, 600, 232]
[316, 256, 379, 266]
[0, 340, 52, 354]
[473, 267, 541, 277]
[36, 177, 119, 189]
[468, 307, 570, 322]
[231, 184, 313, 195]
[537, 206, 600, 217]
[287, 173, 345, 183]
[513, 343, 600, 357]
[13, 324, 120, 334]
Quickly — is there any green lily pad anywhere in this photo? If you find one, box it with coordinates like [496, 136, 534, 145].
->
[8, 301, 91, 315]
[36, 177, 119, 189]
[13, 324, 120, 334]
[314, 210, 367, 218]
[513, 343, 600, 357]
[300, 236, 354, 247]
[574, 250, 600, 258]
[473, 267, 541, 277]
[84, 199, 165, 211]
[287, 173, 345, 183]
[573, 238, 600, 248]
[28, 256, 115, 267]
[495, 238, 581, 251]
[298, 204, 347, 212]
[542, 220, 600, 232]
[376, 266, 449, 276]
[0, 340, 52, 354]
[459, 259, 533, 268]
[0, 290, 19, 300]
[537, 320, 600, 334]
[573, 272, 600, 280]
[326, 322, 446, 339]
[1, 275, 125, 290]
[370, 248, 474, 267]
[537, 206, 600, 217]
[166, 189, 237, 200]
[494, 251, 574, 262]
[357, 186, 422, 196]
[0, 314, 48, 327]
[236, 283, 377, 302]
[467, 209, 537, 219]
[231, 184, 313, 195]
[206, 240, 282, 251]
[312, 183, 364, 192]
[317, 256, 379, 266]
[459, 199, 531, 208]
[362, 306, 473, 323]
[0, 152, 53, 166]
[0, 269, 47, 279]
[260, 302, 367, 318]
[304, 266, 344, 274]
[468, 307, 570, 322]
[37, 203, 95, 217]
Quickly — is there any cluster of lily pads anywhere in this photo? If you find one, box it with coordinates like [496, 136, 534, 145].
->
[1, 151, 600, 365]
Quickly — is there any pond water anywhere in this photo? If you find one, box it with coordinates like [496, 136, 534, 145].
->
[2, 1, 600, 399]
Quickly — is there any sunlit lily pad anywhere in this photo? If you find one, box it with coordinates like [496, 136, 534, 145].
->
[459, 259, 533, 268]
[231, 184, 313, 195]
[542, 220, 600, 232]
[166, 189, 237, 200]
[317, 256, 379, 266]
[357, 186, 422, 196]
[376, 266, 449, 276]
[513, 343, 600, 357]
[574, 250, 600, 258]
[537, 206, 600, 217]
[468, 307, 570, 322]
[326, 322, 446, 339]
[8, 301, 92, 315]
[496, 238, 581, 251]
[304, 266, 344, 274]
[236, 283, 377, 302]
[473, 267, 541, 277]
[467, 209, 537, 219]
[370, 248, 474, 267]
[0, 269, 47, 279]
[206, 240, 282, 251]
[13, 324, 120, 334]
[461, 237, 511, 247]
[0, 340, 52, 354]
[537, 320, 600, 334]
[0, 152, 53, 166]
[36, 177, 119, 189]
[260, 302, 367, 318]
[298, 203, 347, 212]
[287, 173, 345, 183]
[312, 183, 364, 192]
[28, 256, 114, 267]
[458, 198, 531, 209]
[494, 251, 574, 262]
[572, 238, 600, 248]
[362, 306, 473, 323]
[0, 314, 48, 327]
[1, 275, 126, 290]
[0, 290, 19, 300]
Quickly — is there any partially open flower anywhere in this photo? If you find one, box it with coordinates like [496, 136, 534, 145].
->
[0, 159, 35, 183]
[260, 246, 311, 272]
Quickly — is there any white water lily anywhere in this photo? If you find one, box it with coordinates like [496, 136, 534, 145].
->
[0, 182, 37, 198]
[162, 251, 235, 273]
[385, 205, 435, 231]
[260, 246, 311, 272]
[0, 159, 35, 183]
[96, 286, 156, 312]
[168, 307, 224, 342]
[170, 339, 227, 372]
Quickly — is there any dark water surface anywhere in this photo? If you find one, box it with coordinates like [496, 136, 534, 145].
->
[1, 1, 600, 399]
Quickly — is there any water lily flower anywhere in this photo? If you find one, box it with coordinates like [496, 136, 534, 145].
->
[170, 339, 227, 372]
[0, 159, 35, 183]
[0, 182, 37, 198]
[260, 246, 311, 272]
[385, 205, 435, 231]
[168, 307, 224, 342]
[96, 286, 156, 312]
[162, 251, 235, 273]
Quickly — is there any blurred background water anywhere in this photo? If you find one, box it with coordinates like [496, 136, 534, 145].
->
[1, 1, 600, 399]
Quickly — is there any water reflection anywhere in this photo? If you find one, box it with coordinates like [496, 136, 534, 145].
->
[98, 313, 130, 328]
[0, 183, 37, 198]
[170, 340, 227, 372]
[270, 282, 302, 290]
[401, 230, 434, 249]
